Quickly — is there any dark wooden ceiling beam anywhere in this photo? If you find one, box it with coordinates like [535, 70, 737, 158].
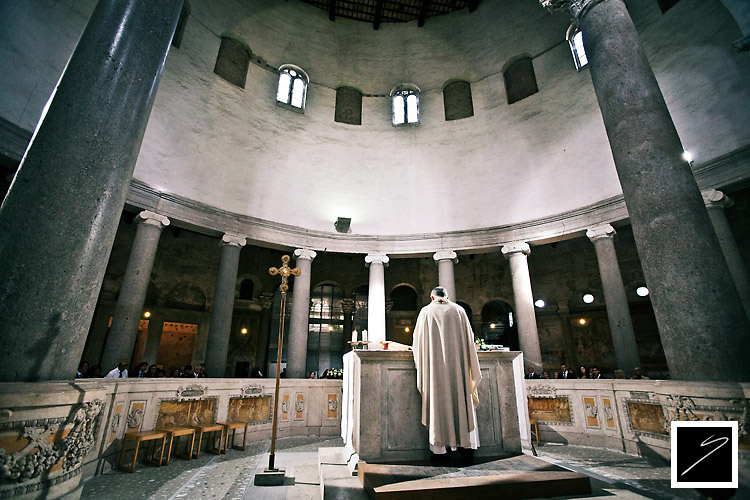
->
[373, 0, 383, 30]
[418, 0, 431, 27]
[329, 0, 336, 21]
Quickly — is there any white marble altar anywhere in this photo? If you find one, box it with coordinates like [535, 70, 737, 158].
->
[343, 350, 529, 463]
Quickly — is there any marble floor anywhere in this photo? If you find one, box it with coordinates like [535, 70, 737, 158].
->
[80, 437, 742, 500]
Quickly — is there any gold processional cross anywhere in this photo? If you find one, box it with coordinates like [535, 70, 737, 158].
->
[265, 255, 300, 473]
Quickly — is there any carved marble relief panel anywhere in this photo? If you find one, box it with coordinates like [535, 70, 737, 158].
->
[156, 398, 216, 429]
[528, 397, 572, 424]
[583, 397, 599, 428]
[602, 397, 616, 429]
[626, 402, 668, 436]
[327, 394, 338, 419]
[294, 394, 305, 421]
[108, 401, 124, 444]
[228, 396, 271, 425]
[126, 401, 146, 431]
[281, 394, 290, 422]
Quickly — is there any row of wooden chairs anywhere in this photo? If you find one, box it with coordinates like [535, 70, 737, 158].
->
[118, 421, 249, 472]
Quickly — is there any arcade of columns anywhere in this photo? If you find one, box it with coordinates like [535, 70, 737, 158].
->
[0, 0, 749, 382]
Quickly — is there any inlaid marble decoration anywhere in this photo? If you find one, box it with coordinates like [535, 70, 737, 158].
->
[228, 396, 271, 424]
[627, 402, 667, 435]
[602, 397, 616, 429]
[156, 399, 216, 428]
[281, 394, 290, 422]
[126, 401, 146, 431]
[327, 394, 338, 419]
[528, 397, 571, 423]
[294, 393, 305, 421]
[108, 401, 124, 444]
[583, 397, 599, 428]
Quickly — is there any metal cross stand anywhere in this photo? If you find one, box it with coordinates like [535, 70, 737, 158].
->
[254, 254, 300, 485]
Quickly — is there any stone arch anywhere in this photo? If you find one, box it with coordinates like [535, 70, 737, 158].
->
[502, 54, 538, 104]
[480, 299, 518, 350]
[443, 79, 474, 121]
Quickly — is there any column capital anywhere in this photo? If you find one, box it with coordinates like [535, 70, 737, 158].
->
[365, 254, 389, 267]
[433, 250, 458, 263]
[342, 298, 356, 313]
[135, 210, 170, 229]
[259, 292, 274, 310]
[702, 188, 734, 210]
[221, 233, 247, 248]
[540, 0, 601, 21]
[294, 248, 317, 261]
[586, 223, 616, 242]
[501, 242, 530, 259]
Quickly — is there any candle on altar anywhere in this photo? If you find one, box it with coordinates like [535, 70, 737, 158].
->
[362, 329, 368, 342]
[351, 329, 358, 343]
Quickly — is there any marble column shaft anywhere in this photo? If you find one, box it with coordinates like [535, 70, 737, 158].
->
[433, 251, 458, 301]
[502, 243, 543, 372]
[703, 189, 750, 321]
[287, 248, 316, 378]
[254, 293, 274, 374]
[142, 309, 166, 367]
[578, 0, 750, 380]
[0, 0, 183, 382]
[586, 225, 641, 374]
[365, 254, 390, 345]
[205, 234, 246, 378]
[342, 298, 355, 352]
[557, 305, 578, 367]
[100, 211, 169, 374]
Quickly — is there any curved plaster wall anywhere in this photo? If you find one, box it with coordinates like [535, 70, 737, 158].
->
[2, 0, 749, 251]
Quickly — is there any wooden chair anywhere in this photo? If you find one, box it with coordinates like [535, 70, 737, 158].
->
[218, 421, 248, 452]
[118, 430, 167, 472]
[158, 426, 196, 465]
[190, 423, 225, 458]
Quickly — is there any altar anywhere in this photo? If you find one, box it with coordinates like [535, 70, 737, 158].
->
[341, 349, 530, 463]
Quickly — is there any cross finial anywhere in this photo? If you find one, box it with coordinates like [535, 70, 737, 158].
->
[269, 255, 301, 292]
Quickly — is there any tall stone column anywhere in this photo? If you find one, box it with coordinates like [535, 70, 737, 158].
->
[205, 234, 246, 378]
[501, 242, 543, 372]
[100, 211, 170, 373]
[287, 248, 316, 378]
[342, 298, 355, 351]
[542, 0, 750, 380]
[586, 224, 641, 374]
[142, 308, 166, 367]
[365, 254, 390, 344]
[433, 250, 459, 301]
[254, 293, 274, 375]
[0, 0, 183, 382]
[557, 305, 578, 367]
[703, 189, 750, 320]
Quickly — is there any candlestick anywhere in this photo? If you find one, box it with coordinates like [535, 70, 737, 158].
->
[362, 329, 368, 342]
[351, 329, 358, 343]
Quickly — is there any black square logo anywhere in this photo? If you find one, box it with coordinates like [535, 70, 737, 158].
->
[671, 421, 738, 489]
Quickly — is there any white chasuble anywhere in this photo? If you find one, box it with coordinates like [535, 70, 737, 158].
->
[413, 298, 481, 452]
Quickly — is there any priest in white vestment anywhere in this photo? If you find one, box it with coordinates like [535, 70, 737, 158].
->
[413, 286, 482, 458]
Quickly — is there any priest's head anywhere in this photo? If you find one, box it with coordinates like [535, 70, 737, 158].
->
[430, 286, 448, 300]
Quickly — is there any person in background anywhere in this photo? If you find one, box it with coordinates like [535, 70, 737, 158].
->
[525, 366, 540, 379]
[542, 371, 551, 379]
[181, 365, 192, 377]
[578, 366, 589, 379]
[556, 363, 576, 379]
[631, 367, 650, 380]
[76, 361, 89, 378]
[135, 362, 148, 378]
[197, 363, 208, 377]
[590, 366, 604, 379]
[309, 371, 317, 379]
[105, 361, 128, 378]
[146, 364, 158, 377]
[169, 367, 181, 378]
[613, 369, 626, 379]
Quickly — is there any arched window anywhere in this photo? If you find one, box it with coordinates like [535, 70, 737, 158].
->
[239, 279, 254, 300]
[480, 300, 519, 350]
[276, 65, 309, 111]
[390, 285, 418, 311]
[391, 85, 420, 126]
[503, 56, 538, 104]
[567, 25, 588, 71]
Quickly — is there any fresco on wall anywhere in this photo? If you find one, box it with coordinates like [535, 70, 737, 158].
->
[228, 396, 271, 423]
[528, 397, 571, 422]
[572, 316, 616, 369]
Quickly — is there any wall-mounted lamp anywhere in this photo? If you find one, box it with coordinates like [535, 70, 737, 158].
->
[143, 311, 151, 318]
[334, 217, 351, 233]
[241, 327, 248, 335]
